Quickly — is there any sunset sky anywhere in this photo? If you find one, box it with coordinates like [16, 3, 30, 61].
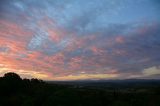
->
[0, 0, 160, 80]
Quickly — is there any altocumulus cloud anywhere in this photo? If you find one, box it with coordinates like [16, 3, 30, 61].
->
[0, 0, 160, 80]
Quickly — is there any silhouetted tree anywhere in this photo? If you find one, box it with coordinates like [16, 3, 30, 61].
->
[3, 72, 22, 81]
[0, 72, 23, 96]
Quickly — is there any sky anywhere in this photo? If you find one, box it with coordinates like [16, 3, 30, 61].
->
[0, 0, 160, 80]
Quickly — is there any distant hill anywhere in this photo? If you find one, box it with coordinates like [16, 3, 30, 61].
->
[47, 79, 160, 88]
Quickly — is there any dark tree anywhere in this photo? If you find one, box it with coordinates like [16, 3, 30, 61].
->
[3, 72, 22, 80]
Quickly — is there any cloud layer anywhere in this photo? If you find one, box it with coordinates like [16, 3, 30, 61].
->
[0, 0, 160, 80]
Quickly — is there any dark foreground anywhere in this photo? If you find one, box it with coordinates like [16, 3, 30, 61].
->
[0, 73, 160, 106]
